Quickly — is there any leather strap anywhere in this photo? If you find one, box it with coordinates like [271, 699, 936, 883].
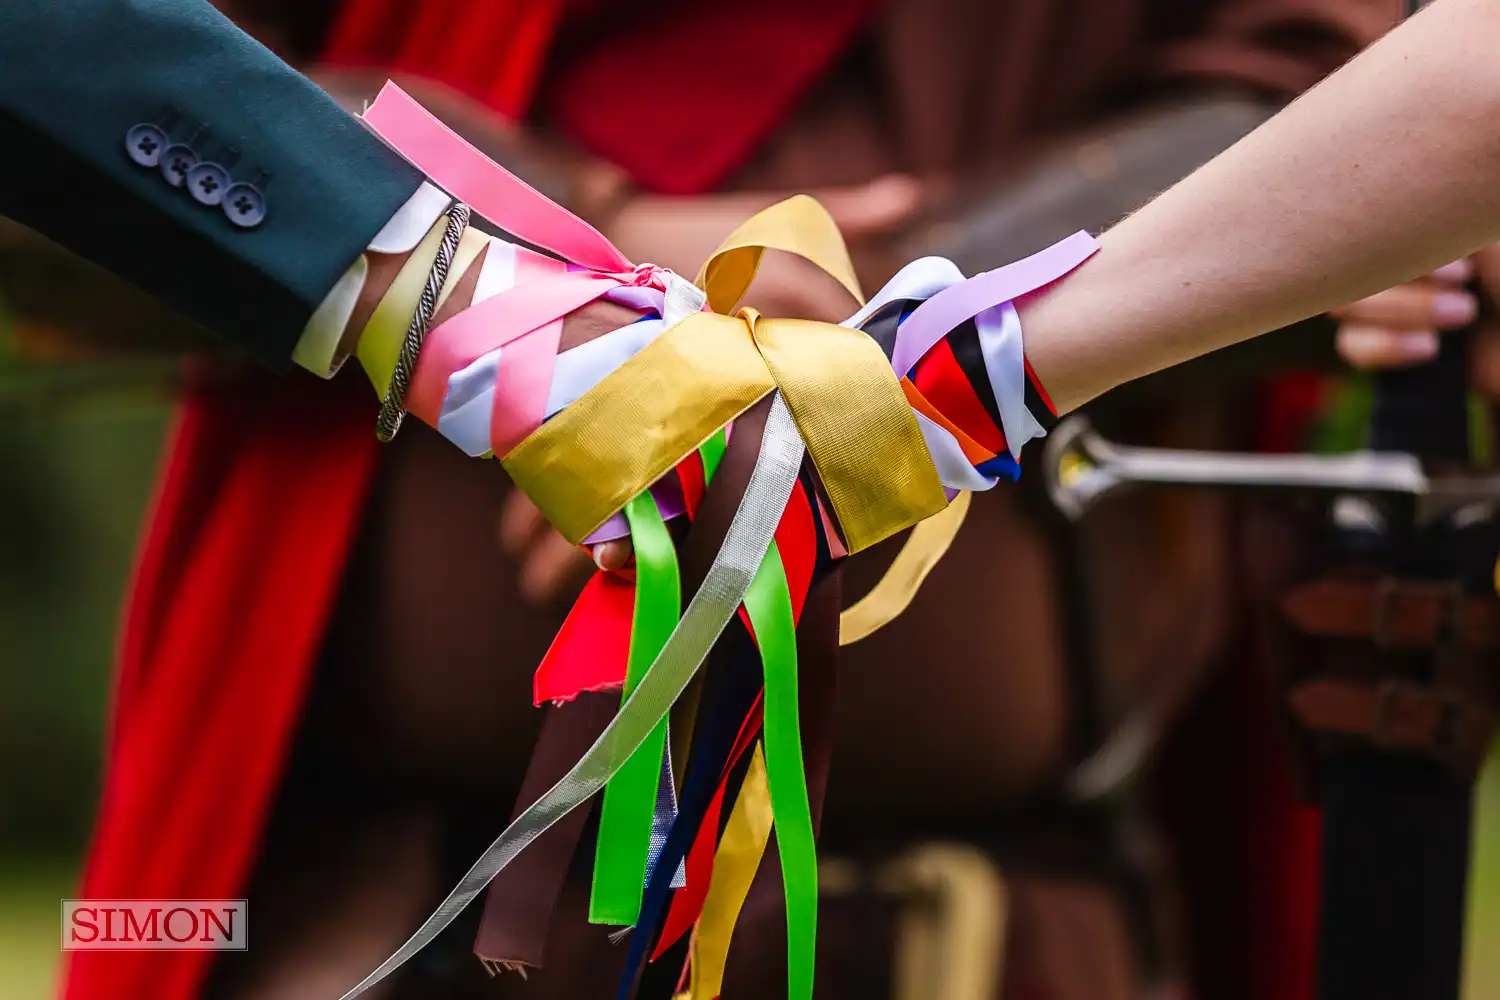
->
[1281, 577, 1500, 650]
[1288, 678, 1496, 776]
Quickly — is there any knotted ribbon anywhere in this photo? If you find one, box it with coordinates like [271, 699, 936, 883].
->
[340, 82, 1098, 1000]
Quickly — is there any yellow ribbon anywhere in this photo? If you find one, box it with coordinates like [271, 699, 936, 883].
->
[839, 490, 971, 644]
[358, 218, 488, 393]
[502, 196, 948, 555]
[688, 743, 775, 1000]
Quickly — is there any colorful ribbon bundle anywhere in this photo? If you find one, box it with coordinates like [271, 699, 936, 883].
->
[335, 83, 1099, 1000]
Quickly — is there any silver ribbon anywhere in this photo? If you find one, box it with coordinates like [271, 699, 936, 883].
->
[337, 392, 805, 999]
[648, 729, 689, 890]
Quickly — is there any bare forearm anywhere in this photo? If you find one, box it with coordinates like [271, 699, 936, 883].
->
[1023, 0, 1500, 413]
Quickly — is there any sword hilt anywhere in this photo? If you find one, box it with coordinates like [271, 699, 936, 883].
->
[1369, 328, 1472, 465]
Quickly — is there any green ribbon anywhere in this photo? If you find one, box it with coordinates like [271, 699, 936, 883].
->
[694, 425, 816, 1000]
[589, 426, 816, 1000]
[700, 428, 728, 482]
[742, 538, 816, 1000]
[590, 490, 681, 924]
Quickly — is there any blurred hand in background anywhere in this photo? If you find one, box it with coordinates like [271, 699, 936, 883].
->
[606, 173, 926, 321]
[498, 173, 928, 605]
[1333, 248, 1500, 398]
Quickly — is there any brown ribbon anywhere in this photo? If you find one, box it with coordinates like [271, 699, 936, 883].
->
[474, 692, 616, 971]
[474, 399, 781, 973]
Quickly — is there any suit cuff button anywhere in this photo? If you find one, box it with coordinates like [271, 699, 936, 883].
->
[187, 161, 232, 206]
[160, 144, 199, 188]
[125, 123, 168, 168]
[222, 182, 266, 228]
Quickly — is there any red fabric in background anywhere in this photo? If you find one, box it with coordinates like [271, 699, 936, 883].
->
[325, 0, 878, 194]
[1251, 373, 1326, 1000]
[1152, 620, 1323, 1000]
[60, 377, 379, 1000]
[322, 0, 565, 119]
[545, 0, 879, 194]
[1153, 375, 1326, 1000]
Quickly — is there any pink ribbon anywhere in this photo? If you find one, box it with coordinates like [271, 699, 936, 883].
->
[363, 83, 680, 454]
[363, 83, 630, 272]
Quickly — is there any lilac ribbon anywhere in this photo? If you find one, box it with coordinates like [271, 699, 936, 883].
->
[892, 231, 1100, 378]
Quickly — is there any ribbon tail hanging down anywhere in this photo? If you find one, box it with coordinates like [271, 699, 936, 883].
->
[335, 393, 806, 1000]
[839, 490, 971, 644]
[591, 491, 682, 925]
[741, 537, 817, 1000]
[688, 743, 775, 1000]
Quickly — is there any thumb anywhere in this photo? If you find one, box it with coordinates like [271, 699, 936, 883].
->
[810, 175, 924, 240]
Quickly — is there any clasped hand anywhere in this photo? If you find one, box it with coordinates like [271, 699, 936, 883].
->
[498, 174, 925, 604]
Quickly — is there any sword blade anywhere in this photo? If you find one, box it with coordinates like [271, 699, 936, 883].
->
[1044, 416, 1444, 519]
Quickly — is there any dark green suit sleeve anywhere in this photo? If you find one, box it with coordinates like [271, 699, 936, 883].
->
[0, 0, 425, 367]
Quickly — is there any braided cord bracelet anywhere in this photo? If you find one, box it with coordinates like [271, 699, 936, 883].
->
[376, 202, 472, 441]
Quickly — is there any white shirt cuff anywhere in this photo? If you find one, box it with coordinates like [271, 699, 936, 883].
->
[291, 182, 452, 377]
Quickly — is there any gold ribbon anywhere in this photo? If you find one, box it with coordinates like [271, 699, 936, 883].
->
[687, 743, 775, 1000]
[839, 490, 971, 644]
[502, 196, 948, 555]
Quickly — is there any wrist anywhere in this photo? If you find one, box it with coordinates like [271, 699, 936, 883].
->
[342, 246, 415, 359]
[341, 156, 631, 361]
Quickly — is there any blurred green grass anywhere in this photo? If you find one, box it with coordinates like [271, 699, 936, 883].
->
[1466, 753, 1500, 1000]
[0, 322, 170, 999]
[0, 860, 75, 999]
[0, 401, 169, 849]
